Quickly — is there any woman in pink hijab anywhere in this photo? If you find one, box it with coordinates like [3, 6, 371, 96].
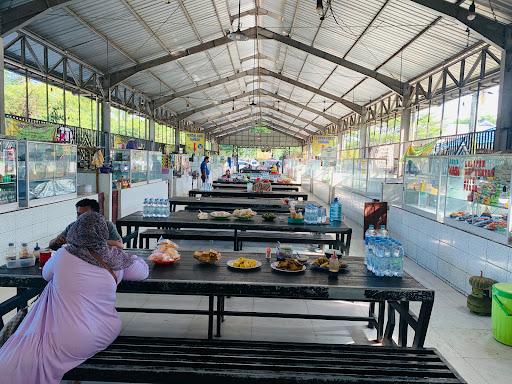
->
[0, 212, 149, 383]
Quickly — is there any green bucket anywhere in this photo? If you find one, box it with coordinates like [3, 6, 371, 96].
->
[492, 283, 512, 346]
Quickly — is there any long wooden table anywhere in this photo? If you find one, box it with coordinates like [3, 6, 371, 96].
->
[189, 188, 308, 200]
[116, 211, 352, 252]
[212, 183, 300, 191]
[215, 179, 302, 186]
[168, 196, 310, 212]
[0, 250, 434, 348]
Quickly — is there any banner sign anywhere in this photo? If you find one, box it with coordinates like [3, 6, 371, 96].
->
[5, 116, 58, 142]
[403, 140, 436, 158]
[312, 135, 337, 157]
[185, 132, 205, 154]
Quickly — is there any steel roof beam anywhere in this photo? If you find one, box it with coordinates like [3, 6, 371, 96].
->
[1, 0, 73, 36]
[106, 27, 407, 94]
[215, 120, 307, 140]
[198, 104, 325, 131]
[218, 124, 306, 142]
[154, 67, 362, 113]
[207, 113, 313, 135]
[176, 88, 338, 123]
[240, 53, 272, 63]
[408, 0, 507, 49]
[230, 7, 283, 24]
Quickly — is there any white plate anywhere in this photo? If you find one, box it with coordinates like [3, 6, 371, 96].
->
[271, 261, 307, 273]
[227, 259, 262, 270]
[210, 211, 232, 218]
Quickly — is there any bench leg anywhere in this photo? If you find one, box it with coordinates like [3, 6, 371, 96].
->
[377, 301, 385, 342]
[208, 295, 214, 340]
[383, 301, 396, 346]
[216, 295, 224, 337]
[398, 301, 409, 347]
[145, 237, 149, 249]
[368, 302, 375, 329]
[233, 230, 238, 251]
[413, 300, 433, 348]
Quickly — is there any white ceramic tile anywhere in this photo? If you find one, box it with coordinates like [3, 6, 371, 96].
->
[466, 235, 489, 260]
[465, 256, 489, 277]
[485, 263, 509, 283]
[486, 241, 510, 271]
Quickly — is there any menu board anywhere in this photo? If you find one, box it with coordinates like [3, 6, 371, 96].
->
[312, 135, 337, 157]
[184, 132, 205, 154]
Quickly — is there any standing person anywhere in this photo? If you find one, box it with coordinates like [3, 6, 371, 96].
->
[200, 156, 210, 184]
[0, 212, 149, 383]
[227, 156, 232, 170]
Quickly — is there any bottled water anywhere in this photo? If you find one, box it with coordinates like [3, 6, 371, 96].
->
[378, 225, 389, 238]
[155, 199, 162, 218]
[364, 233, 404, 277]
[317, 206, 322, 224]
[148, 198, 155, 218]
[143, 198, 149, 217]
[165, 199, 170, 217]
[304, 204, 317, 224]
[364, 225, 377, 266]
[329, 197, 342, 223]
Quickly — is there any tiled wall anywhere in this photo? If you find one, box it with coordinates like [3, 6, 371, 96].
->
[388, 205, 512, 294]
[336, 188, 372, 227]
[0, 195, 98, 265]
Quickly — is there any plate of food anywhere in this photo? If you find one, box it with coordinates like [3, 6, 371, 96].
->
[262, 212, 277, 222]
[232, 208, 257, 220]
[210, 211, 232, 220]
[227, 257, 262, 270]
[148, 239, 181, 265]
[194, 249, 221, 264]
[271, 259, 306, 273]
[310, 256, 348, 272]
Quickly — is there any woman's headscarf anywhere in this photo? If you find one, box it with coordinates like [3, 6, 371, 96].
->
[66, 212, 134, 271]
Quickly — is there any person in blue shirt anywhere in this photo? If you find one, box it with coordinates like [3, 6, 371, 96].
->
[200, 156, 210, 183]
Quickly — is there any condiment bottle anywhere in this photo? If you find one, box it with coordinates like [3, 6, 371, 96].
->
[6, 243, 16, 261]
[265, 247, 272, 261]
[328, 250, 340, 279]
[33, 243, 41, 260]
[19, 243, 30, 259]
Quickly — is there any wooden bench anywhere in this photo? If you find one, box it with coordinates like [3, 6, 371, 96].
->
[237, 231, 345, 252]
[139, 229, 234, 249]
[64, 336, 466, 383]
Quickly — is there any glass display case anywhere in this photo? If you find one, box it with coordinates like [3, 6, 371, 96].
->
[111, 149, 149, 186]
[332, 158, 388, 199]
[17, 141, 77, 207]
[443, 155, 512, 243]
[148, 150, 163, 182]
[403, 156, 447, 221]
[0, 139, 18, 213]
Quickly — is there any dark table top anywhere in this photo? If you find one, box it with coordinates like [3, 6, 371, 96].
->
[215, 179, 302, 187]
[169, 196, 311, 209]
[188, 189, 308, 200]
[212, 183, 300, 191]
[117, 211, 352, 234]
[0, 250, 432, 301]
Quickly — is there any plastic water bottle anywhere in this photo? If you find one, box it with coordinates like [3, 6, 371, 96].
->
[158, 199, 165, 218]
[329, 197, 342, 223]
[317, 206, 322, 224]
[382, 239, 392, 276]
[148, 198, 155, 218]
[165, 199, 170, 217]
[143, 198, 148, 217]
[390, 240, 404, 277]
[364, 225, 377, 266]
[378, 225, 389, 238]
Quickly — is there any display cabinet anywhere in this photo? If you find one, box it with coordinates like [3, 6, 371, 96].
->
[403, 156, 447, 221]
[333, 158, 388, 200]
[443, 155, 512, 243]
[111, 149, 148, 186]
[17, 141, 77, 207]
[0, 139, 18, 213]
[148, 150, 163, 182]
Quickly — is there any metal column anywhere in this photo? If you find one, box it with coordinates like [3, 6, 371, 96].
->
[148, 119, 155, 150]
[495, 28, 512, 152]
[102, 101, 111, 161]
[398, 90, 412, 175]
[0, 36, 5, 135]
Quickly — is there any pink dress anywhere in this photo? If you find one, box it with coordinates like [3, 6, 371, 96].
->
[0, 248, 149, 384]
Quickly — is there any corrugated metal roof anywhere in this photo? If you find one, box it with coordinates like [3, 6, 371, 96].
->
[10, 0, 508, 139]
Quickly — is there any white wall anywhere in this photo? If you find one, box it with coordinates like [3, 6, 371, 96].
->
[388, 205, 512, 295]
[0, 194, 98, 265]
[118, 181, 168, 218]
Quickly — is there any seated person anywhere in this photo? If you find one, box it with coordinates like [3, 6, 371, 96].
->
[222, 169, 231, 179]
[49, 198, 123, 250]
[0, 212, 149, 383]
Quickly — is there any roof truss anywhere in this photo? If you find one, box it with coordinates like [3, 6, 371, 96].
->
[154, 67, 362, 114]
[215, 121, 307, 141]
[206, 113, 315, 135]
[106, 27, 407, 94]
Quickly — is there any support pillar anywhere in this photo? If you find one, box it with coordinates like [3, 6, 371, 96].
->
[101, 101, 111, 161]
[359, 109, 368, 158]
[0, 36, 5, 135]
[399, 89, 413, 176]
[495, 28, 512, 152]
[148, 119, 155, 150]
[175, 121, 181, 153]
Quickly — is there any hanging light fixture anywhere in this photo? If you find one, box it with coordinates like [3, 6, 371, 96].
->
[228, 0, 249, 41]
[467, 1, 476, 21]
[316, 0, 324, 16]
